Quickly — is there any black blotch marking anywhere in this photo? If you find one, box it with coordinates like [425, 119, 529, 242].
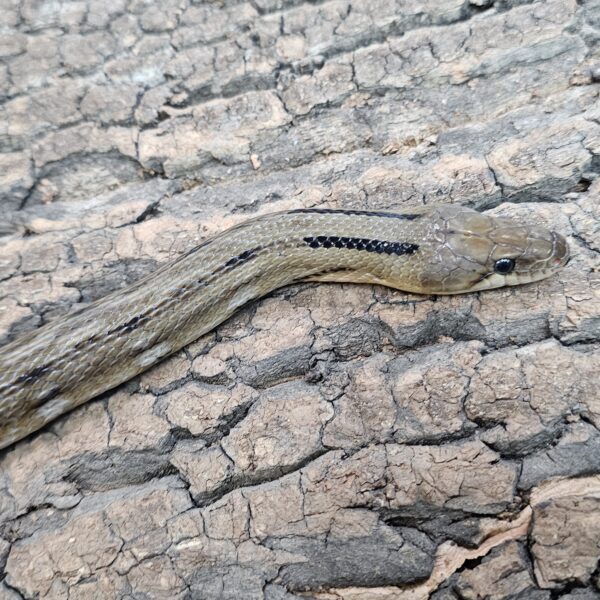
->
[289, 208, 422, 221]
[303, 236, 419, 256]
[107, 313, 152, 337]
[16, 364, 51, 385]
[39, 386, 62, 404]
[224, 247, 258, 268]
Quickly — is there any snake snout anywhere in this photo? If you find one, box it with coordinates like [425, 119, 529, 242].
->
[550, 230, 570, 268]
[524, 227, 570, 272]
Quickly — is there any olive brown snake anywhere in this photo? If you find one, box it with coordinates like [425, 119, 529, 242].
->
[0, 204, 569, 450]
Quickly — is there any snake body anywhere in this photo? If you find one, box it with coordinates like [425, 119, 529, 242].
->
[0, 204, 569, 450]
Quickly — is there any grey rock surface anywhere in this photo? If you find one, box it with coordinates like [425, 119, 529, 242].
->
[0, 0, 599, 598]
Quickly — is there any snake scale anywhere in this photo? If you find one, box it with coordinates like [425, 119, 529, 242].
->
[0, 204, 569, 450]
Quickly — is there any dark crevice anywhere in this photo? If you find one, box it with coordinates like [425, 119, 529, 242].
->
[189, 446, 329, 508]
[62, 448, 179, 492]
[568, 176, 592, 193]
[192, 399, 255, 447]
[134, 200, 161, 224]
[549, 577, 600, 598]
[1, 578, 26, 600]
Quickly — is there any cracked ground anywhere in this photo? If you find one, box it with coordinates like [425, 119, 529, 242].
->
[0, 0, 599, 598]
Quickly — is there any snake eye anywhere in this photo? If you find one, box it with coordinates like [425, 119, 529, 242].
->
[494, 258, 516, 274]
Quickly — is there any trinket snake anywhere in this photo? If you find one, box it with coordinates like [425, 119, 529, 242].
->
[0, 204, 569, 450]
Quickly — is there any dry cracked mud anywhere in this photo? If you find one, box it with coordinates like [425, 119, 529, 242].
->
[0, 0, 599, 598]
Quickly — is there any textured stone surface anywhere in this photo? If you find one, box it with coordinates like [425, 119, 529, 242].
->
[1, 0, 599, 598]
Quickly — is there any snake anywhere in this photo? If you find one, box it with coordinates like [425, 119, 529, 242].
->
[0, 203, 569, 451]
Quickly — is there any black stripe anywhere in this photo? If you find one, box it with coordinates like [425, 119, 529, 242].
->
[7, 245, 264, 389]
[289, 208, 422, 221]
[309, 267, 354, 277]
[106, 247, 261, 337]
[179, 237, 214, 258]
[304, 236, 418, 256]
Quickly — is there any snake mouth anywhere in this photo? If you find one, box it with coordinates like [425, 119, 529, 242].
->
[465, 232, 570, 293]
[467, 267, 557, 293]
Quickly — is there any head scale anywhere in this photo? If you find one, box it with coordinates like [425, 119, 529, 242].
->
[416, 205, 569, 294]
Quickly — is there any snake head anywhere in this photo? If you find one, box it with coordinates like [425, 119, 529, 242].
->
[420, 205, 570, 294]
